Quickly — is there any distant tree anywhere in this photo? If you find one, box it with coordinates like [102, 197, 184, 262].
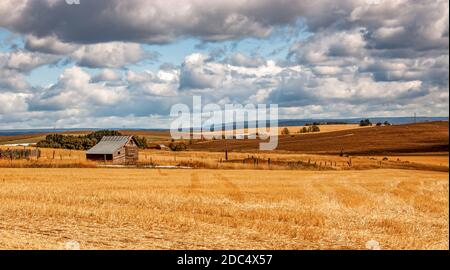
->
[133, 136, 148, 149]
[169, 142, 187, 151]
[281, 127, 290, 135]
[310, 125, 321, 132]
[384, 121, 392, 126]
[299, 127, 308, 133]
[299, 125, 320, 134]
[86, 130, 122, 142]
[360, 119, 372, 126]
[37, 134, 91, 150]
[376, 122, 383, 126]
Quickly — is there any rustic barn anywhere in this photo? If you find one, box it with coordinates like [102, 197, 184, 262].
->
[86, 136, 139, 164]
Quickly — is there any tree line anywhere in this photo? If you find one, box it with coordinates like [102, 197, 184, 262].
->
[36, 130, 148, 150]
[359, 119, 392, 127]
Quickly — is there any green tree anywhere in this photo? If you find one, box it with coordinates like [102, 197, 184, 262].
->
[86, 130, 122, 142]
[134, 136, 148, 149]
[311, 125, 321, 132]
[169, 142, 187, 151]
[360, 119, 372, 126]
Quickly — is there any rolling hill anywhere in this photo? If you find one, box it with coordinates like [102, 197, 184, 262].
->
[190, 121, 449, 155]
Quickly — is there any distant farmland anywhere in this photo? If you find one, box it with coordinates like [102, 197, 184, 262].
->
[190, 121, 449, 155]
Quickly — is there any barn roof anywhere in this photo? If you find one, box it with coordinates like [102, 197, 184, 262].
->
[86, 136, 134, 155]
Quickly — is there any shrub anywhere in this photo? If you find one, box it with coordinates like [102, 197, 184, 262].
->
[299, 127, 308, 133]
[299, 125, 320, 134]
[133, 136, 148, 149]
[360, 119, 372, 126]
[169, 142, 187, 151]
[86, 130, 122, 142]
[281, 128, 290, 135]
[37, 134, 96, 150]
[310, 125, 321, 132]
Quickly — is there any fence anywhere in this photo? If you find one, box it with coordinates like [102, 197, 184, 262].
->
[0, 149, 41, 160]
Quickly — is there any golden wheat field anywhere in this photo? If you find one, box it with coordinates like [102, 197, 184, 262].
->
[192, 124, 371, 137]
[0, 168, 447, 250]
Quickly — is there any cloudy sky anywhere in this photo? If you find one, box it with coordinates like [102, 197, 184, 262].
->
[0, 0, 448, 129]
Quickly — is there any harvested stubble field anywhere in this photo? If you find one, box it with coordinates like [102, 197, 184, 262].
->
[0, 168, 447, 250]
[194, 124, 372, 137]
[1, 145, 447, 172]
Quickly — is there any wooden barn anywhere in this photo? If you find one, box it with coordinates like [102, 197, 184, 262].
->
[86, 136, 139, 164]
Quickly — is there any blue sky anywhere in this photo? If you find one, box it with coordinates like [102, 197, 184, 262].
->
[24, 30, 304, 87]
[6, 32, 299, 89]
[0, 0, 448, 129]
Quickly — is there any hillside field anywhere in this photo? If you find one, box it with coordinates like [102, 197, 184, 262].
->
[190, 121, 449, 155]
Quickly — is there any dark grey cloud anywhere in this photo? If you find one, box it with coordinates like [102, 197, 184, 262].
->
[1, 1, 447, 54]
[268, 79, 319, 107]
[359, 56, 449, 87]
[179, 54, 224, 90]
[0, 0, 301, 44]
[283, 0, 448, 113]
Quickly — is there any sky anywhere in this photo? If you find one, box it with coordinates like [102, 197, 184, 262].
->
[0, 0, 448, 129]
